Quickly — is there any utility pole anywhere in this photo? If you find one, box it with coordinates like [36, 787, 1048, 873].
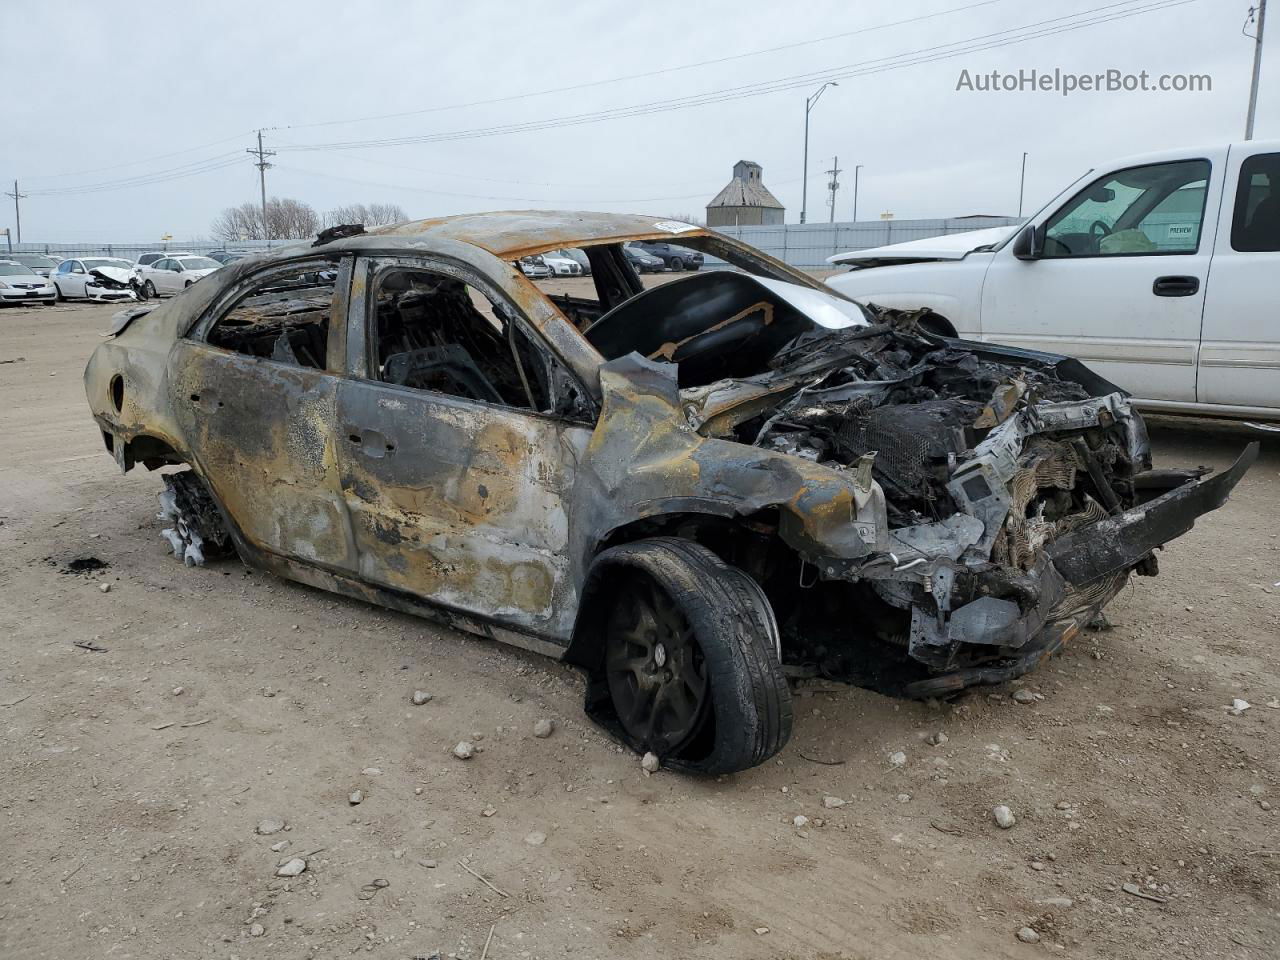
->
[800, 81, 837, 224]
[852, 164, 864, 222]
[247, 131, 276, 245]
[5, 180, 26, 244]
[1245, 0, 1267, 139]
[825, 156, 842, 223]
[1018, 152, 1029, 218]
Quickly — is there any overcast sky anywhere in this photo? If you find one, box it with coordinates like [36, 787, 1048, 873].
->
[1, 0, 1272, 242]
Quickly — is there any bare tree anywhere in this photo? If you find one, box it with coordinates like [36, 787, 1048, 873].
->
[211, 197, 321, 241]
[211, 202, 263, 241]
[664, 212, 705, 226]
[267, 198, 320, 239]
[324, 202, 409, 228]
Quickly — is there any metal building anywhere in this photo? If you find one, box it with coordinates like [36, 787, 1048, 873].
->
[706, 161, 785, 227]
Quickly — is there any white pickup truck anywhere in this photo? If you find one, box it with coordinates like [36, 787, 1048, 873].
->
[826, 140, 1280, 422]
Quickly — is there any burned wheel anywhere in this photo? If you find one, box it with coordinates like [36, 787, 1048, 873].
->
[605, 573, 710, 755]
[157, 470, 235, 566]
[590, 538, 793, 774]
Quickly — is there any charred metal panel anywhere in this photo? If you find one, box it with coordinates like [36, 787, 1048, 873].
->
[168, 343, 356, 569]
[336, 379, 589, 634]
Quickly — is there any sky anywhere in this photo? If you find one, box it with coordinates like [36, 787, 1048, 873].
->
[1, 0, 1273, 242]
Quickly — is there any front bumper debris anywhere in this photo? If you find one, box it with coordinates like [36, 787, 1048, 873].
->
[900, 442, 1258, 696]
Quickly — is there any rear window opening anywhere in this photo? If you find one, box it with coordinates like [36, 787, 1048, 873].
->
[205, 262, 339, 369]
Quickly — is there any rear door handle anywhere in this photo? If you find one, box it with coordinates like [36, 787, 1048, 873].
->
[1152, 275, 1199, 297]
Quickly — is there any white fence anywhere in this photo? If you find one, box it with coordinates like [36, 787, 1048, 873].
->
[4, 216, 1022, 270]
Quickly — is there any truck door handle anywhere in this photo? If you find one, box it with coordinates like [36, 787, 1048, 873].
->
[1152, 275, 1199, 297]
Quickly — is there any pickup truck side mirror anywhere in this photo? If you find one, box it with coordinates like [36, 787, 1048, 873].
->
[1012, 223, 1044, 261]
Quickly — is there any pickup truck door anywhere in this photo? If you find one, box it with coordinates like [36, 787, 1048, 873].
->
[979, 152, 1224, 402]
[1197, 146, 1280, 410]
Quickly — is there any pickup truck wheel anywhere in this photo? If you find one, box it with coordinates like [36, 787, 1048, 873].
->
[597, 537, 792, 774]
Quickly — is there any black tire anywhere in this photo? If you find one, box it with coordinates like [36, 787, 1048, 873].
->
[142, 280, 157, 299]
[670, 257, 684, 271]
[184, 280, 192, 288]
[585, 537, 792, 774]
[55, 284, 66, 302]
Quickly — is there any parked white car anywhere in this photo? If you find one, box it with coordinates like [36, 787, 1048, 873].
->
[131, 251, 194, 285]
[135, 255, 221, 298]
[827, 139, 1280, 422]
[541, 251, 583, 277]
[52, 257, 137, 303]
[0, 260, 57, 305]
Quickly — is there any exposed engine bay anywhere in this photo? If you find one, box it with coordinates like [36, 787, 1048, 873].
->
[588, 270, 1256, 696]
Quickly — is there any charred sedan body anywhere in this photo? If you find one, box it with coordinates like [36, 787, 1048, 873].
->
[84, 212, 1254, 774]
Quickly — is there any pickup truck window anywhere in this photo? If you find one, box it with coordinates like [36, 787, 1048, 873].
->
[1043, 159, 1210, 258]
[1231, 152, 1280, 253]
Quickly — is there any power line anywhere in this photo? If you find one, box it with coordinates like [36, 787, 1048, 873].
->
[12, 0, 1190, 202]
[277, 0, 1191, 154]
[24, 153, 246, 197]
[268, 0, 1010, 133]
[19, 132, 254, 183]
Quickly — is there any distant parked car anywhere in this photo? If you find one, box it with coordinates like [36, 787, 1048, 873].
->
[541, 252, 583, 277]
[208, 251, 250, 265]
[1, 253, 61, 277]
[135, 255, 221, 298]
[52, 257, 137, 303]
[634, 241, 703, 271]
[0, 260, 57, 305]
[518, 255, 551, 279]
[131, 251, 194, 284]
[623, 245, 665, 274]
[552, 248, 591, 276]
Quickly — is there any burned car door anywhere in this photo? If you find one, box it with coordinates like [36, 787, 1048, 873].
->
[337, 256, 592, 639]
[169, 257, 357, 570]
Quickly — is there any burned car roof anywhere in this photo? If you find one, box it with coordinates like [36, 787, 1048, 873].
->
[363, 210, 709, 259]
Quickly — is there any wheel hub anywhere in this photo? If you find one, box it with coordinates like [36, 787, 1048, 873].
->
[604, 575, 710, 756]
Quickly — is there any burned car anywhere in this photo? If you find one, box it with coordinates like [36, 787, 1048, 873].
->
[84, 212, 1255, 774]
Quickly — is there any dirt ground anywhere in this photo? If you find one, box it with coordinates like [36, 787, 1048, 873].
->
[1, 295, 1277, 960]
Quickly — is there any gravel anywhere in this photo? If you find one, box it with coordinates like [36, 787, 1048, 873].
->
[275, 858, 306, 878]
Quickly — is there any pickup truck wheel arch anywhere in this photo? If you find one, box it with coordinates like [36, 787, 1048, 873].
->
[918, 311, 958, 337]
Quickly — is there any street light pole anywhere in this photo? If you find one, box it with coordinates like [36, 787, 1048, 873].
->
[800, 81, 837, 224]
[1245, 0, 1267, 140]
[1018, 152, 1029, 218]
[852, 164, 864, 222]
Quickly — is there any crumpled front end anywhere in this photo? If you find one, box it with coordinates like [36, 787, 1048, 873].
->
[689, 311, 1256, 695]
